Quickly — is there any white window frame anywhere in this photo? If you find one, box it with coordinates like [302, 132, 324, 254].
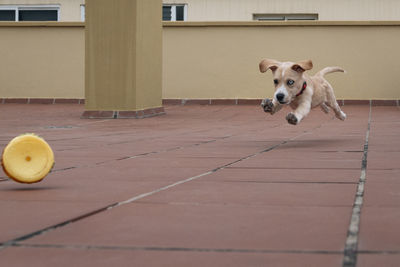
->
[163, 4, 187, 21]
[0, 5, 60, 21]
[80, 4, 85, 22]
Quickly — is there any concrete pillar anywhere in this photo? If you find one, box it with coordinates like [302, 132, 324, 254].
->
[82, 0, 164, 119]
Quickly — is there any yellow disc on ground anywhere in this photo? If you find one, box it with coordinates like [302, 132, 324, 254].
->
[1, 134, 54, 184]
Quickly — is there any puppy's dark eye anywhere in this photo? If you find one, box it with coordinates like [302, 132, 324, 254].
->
[287, 79, 295, 86]
[273, 79, 279, 85]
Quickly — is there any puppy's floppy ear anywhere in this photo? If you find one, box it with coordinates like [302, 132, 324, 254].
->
[292, 60, 313, 73]
[259, 59, 280, 73]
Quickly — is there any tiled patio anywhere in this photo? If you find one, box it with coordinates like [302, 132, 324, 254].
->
[0, 103, 399, 267]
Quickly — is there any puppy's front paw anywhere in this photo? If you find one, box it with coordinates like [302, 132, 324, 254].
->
[286, 113, 298, 125]
[261, 98, 274, 113]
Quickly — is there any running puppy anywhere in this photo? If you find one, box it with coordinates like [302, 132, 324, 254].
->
[259, 59, 346, 125]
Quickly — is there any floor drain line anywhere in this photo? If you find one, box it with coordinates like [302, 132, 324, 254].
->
[343, 104, 371, 267]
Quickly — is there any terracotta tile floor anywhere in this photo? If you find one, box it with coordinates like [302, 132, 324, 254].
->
[0, 104, 399, 267]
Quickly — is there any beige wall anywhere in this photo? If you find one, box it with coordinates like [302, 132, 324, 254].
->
[163, 21, 400, 100]
[0, 0, 84, 21]
[0, 23, 84, 99]
[164, 0, 400, 21]
[1, 21, 400, 101]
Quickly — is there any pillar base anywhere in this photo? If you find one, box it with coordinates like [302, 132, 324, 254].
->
[81, 107, 165, 119]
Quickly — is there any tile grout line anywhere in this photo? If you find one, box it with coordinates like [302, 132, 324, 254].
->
[112, 130, 311, 207]
[342, 102, 371, 267]
[1, 136, 229, 184]
[12, 242, 344, 255]
[0, 119, 329, 250]
[51, 120, 287, 172]
[11, 243, 400, 255]
[51, 136, 232, 172]
[227, 167, 362, 170]
[0, 204, 119, 249]
[2, 120, 286, 181]
[225, 181, 358, 185]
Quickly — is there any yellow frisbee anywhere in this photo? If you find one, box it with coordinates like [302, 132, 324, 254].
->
[1, 134, 54, 184]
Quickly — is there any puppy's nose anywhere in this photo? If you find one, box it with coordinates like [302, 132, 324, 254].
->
[276, 93, 285, 102]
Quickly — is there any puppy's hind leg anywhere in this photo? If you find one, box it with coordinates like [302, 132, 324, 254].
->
[320, 103, 330, 114]
[329, 100, 346, 120]
[326, 88, 346, 121]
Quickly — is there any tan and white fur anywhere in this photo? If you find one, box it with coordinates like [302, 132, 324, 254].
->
[259, 59, 346, 125]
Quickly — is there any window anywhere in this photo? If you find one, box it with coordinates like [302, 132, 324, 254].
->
[0, 10, 15, 21]
[163, 4, 187, 21]
[0, 5, 60, 21]
[253, 14, 318, 21]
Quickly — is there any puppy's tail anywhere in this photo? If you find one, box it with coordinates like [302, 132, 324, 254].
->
[317, 67, 346, 77]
